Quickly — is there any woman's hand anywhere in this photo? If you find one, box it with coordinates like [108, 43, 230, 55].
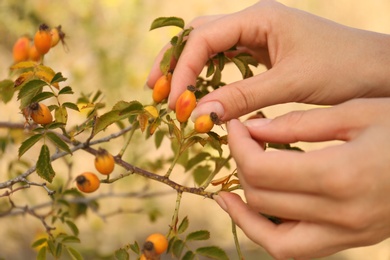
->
[214, 98, 390, 259]
[147, 0, 390, 121]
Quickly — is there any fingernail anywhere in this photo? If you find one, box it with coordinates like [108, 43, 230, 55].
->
[244, 118, 272, 128]
[191, 101, 225, 122]
[213, 194, 228, 212]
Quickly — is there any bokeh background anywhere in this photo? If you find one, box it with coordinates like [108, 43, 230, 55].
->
[1, 0, 390, 259]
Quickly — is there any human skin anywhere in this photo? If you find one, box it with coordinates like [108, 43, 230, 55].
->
[217, 98, 390, 259]
[147, 0, 390, 119]
[147, 0, 390, 259]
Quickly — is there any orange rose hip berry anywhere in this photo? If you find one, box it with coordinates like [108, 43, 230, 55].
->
[76, 172, 100, 193]
[194, 112, 219, 133]
[152, 72, 172, 103]
[94, 148, 115, 175]
[34, 24, 52, 55]
[175, 85, 197, 123]
[29, 102, 53, 125]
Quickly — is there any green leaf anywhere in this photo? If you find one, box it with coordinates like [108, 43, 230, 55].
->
[51, 72, 67, 84]
[193, 165, 212, 186]
[114, 248, 129, 260]
[67, 246, 83, 260]
[0, 79, 15, 103]
[37, 246, 47, 260]
[234, 53, 259, 67]
[58, 86, 74, 95]
[129, 241, 140, 254]
[66, 220, 79, 236]
[150, 16, 185, 30]
[62, 102, 80, 112]
[232, 57, 248, 79]
[186, 230, 210, 241]
[178, 216, 189, 234]
[159, 46, 173, 75]
[118, 100, 144, 115]
[61, 236, 80, 244]
[17, 79, 47, 101]
[36, 144, 56, 183]
[18, 133, 43, 158]
[172, 238, 185, 258]
[18, 79, 46, 109]
[185, 152, 210, 172]
[31, 91, 55, 103]
[206, 61, 215, 78]
[46, 132, 72, 154]
[154, 130, 165, 149]
[182, 251, 196, 260]
[196, 246, 229, 260]
[93, 101, 143, 136]
[31, 237, 47, 248]
[55, 243, 63, 258]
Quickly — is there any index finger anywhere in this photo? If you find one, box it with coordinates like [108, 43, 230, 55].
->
[167, 7, 264, 109]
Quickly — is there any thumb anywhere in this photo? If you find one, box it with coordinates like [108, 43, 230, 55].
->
[191, 66, 297, 122]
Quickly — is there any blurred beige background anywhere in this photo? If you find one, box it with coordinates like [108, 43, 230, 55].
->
[1, 1, 390, 259]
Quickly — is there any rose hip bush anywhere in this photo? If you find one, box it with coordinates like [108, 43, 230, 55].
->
[0, 16, 300, 260]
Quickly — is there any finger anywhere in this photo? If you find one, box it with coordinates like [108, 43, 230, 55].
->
[191, 66, 298, 121]
[146, 15, 224, 90]
[227, 119, 348, 194]
[244, 102, 369, 144]
[167, 6, 274, 110]
[214, 191, 276, 243]
[217, 192, 359, 259]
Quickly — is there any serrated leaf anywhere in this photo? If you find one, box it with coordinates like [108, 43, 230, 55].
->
[234, 53, 259, 67]
[185, 152, 210, 172]
[150, 16, 185, 30]
[172, 239, 185, 258]
[186, 230, 210, 241]
[19, 133, 43, 158]
[114, 248, 129, 260]
[182, 251, 196, 260]
[159, 46, 174, 76]
[178, 216, 189, 234]
[210, 67, 222, 88]
[55, 106, 68, 124]
[129, 241, 140, 254]
[65, 221, 79, 236]
[37, 246, 47, 260]
[118, 100, 144, 115]
[232, 57, 250, 79]
[17, 79, 47, 100]
[193, 165, 212, 186]
[55, 243, 63, 258]
[51, 72, 67, 84]
[31, 91, 55, 103]
[36, 144, 56, 183]
[154, 130, 165, 149]
[46, 132, 71, 154]
[61, 236, 80, 244]
[206, 61, 215, 78]
[93, 103, 138, 136]
[0, 79, 15, 103]
[10, 61, 37, 70]
[58, 86, 74, 95]
[18, 79, 46, 109]
[181, 136, 203, 153]
[67, 246, 83, 260]
[62, 102, 80, 112]
[196, 246, 229, 260]
[31, 238, 47, 248]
